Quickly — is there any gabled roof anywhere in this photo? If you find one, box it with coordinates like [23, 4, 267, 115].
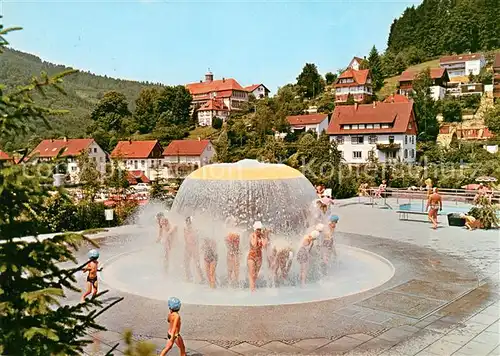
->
[0, 150, 11, 160]
[335, 69, 370, 85]
[327, 101, 415, 135]
[399, 68, 448, 82]
[111, 140, 159, 159]
[244, 84, 270, 93]
[30, 139, 95, 158]
[383, 93, 410, 103]
[287, 114, 328, 126]
[198, 99, 228, 112]
[440, 53, 483, 64]
[348, 56, 364, 69]
[186, 78, 245, 95]
[163, 140, 211, 156]
[494, 53, 500, 69]
[126, 170, 151, 184]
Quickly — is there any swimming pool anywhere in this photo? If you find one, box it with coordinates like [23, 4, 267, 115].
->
[398, 203, 472, 215]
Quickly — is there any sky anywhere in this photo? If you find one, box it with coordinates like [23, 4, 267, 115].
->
[2, 0, 421, 93]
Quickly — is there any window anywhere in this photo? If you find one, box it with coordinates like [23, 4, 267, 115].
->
[352, 125, 359, 130]
[404, 149, 408, 158]
[93, 148, 97, 153]
[351, 136, 364, 144]
[336, 136, 344, 144]
[410, 149, 415, 158]
[72, 166, 77, 172]
[134, 160, 138, 169]
[408, 123, 412, 130]
[386, 151, 397, 159]
[374, 124, 380, 129]
[359, 124, 365, 129]
[141, 160, 145, 166]
[343, 125, 351, 130]
[405, 136, 408, 144]
[382, 123, 390, 128]
[366, 124, 373, 129]
[389, 136, 395, 144]
[100, 157, 103, 162]
[353, 151, 362, 159]
[368, 135, 378, 144]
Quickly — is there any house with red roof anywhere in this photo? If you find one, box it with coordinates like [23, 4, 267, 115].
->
[244, 84, 270, 99]
[327, 101, 417, 164]
[186, 71, 249, 111]
[334, 58, 373, 103]
[286, 114, 329, 138]
[29, 138, 106, 183]
[110, 140, 164, 180]
[439, 53, 485, 81]
[197, 99, 229, 127]
[399, 68, 449, 100]
[163, 139, 215, 179]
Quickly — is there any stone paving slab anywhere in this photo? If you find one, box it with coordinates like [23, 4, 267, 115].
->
[292, 338, 331, 351]
[229, 342, 268, 355]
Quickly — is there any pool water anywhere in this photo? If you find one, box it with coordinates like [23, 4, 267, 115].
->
[399, 203, 471, 215]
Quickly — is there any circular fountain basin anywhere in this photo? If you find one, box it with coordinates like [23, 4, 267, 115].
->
[100, 244, 395, 306]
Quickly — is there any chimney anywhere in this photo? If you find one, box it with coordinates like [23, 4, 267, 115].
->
[373, 101, 377, 108]
[63, 136, 67, 142]
[222, 77, 225, 83]
[354, 102, 358, 110]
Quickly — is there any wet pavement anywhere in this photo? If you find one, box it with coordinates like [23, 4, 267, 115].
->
[78, 199, 500, 355]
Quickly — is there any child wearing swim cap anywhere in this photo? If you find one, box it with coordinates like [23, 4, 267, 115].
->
[81, 249, 102, 302]
[160, 297, 186, 356]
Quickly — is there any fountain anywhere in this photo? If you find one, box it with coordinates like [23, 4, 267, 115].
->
[100, 160, 394, 306]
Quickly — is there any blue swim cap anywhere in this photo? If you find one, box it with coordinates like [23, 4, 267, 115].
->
[168, 297, 181, 311]
[88, 249, 100, 260]
[329, 215, 339, 223]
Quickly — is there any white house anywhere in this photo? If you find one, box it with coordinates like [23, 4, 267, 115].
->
[439, 53, 486, 81]
[197, 99, 229, 127]
[347, 56, 364, 71]
[163, 139, 215, 179]
[110, 140, 164, 181]
[244, 84, 270, 99]
[399, 68, 450, 101]
[286, 114, 329, 138]
[327, 101, 417, 164]
[29, 138, 107, 183]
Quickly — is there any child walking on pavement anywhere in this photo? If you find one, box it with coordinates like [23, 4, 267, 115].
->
[160, 297, 187, 356]
[81, 249, 101, 302]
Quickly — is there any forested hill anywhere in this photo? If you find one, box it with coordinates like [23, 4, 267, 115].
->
[0, 48, 159, 145]
[387, 0, 499, 59]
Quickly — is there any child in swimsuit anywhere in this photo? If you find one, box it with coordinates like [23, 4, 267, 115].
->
[202, 238, 218, 288]
[247, 221, 265, 292]
[269, 240, 294, 286]
[158, 217, 177, 271]
[225, 217, 241, 286]
[297, 231, 319, 287]
[81, 249, 102, 302]
[184, 216, 203, 283]
[160, 297, 186, 356]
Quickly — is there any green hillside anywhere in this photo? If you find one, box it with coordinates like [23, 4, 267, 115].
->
[0, 48, 159, 147]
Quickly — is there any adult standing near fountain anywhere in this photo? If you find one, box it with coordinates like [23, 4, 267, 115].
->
[247, 221, 265, 292]
[225, 216, 241, 287]
[426, 187, 442, 230]
[183, 216, 203, 283]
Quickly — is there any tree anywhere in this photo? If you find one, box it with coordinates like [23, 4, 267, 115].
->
[412, 68, 439, 142]
[90, 91, 131, 132]
[441, 99, 463, 123]
[105, 159, 130, 192]
[213, 129, 230, 162]
[0, 24, 119, 355]
[212, 117, 223, 129]
[325, 72, 337, 85]
[484, 102, 500, 136]
[367, 46, 384, 91]
[155, 85, 193, 128]
[134, 87, 160, 134]
[77, 151, 102, 201]
[296, 63, 325, 99]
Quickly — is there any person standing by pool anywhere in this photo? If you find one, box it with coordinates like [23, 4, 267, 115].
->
[225, 216, 241, 286]
[426, 188, 442, 230]
[247, 221, 265, 292]
[297, 230, 319, 287]
[183, 216, 203, 283]
[201, 236, 218, 289]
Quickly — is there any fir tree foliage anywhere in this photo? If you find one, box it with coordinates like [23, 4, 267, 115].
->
[0, 23, 121, 355]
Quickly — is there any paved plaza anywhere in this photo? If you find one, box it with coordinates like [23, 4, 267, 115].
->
[80, 198, 500, 355]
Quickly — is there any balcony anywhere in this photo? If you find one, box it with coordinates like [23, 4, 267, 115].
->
[376, 143, 401, 152]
